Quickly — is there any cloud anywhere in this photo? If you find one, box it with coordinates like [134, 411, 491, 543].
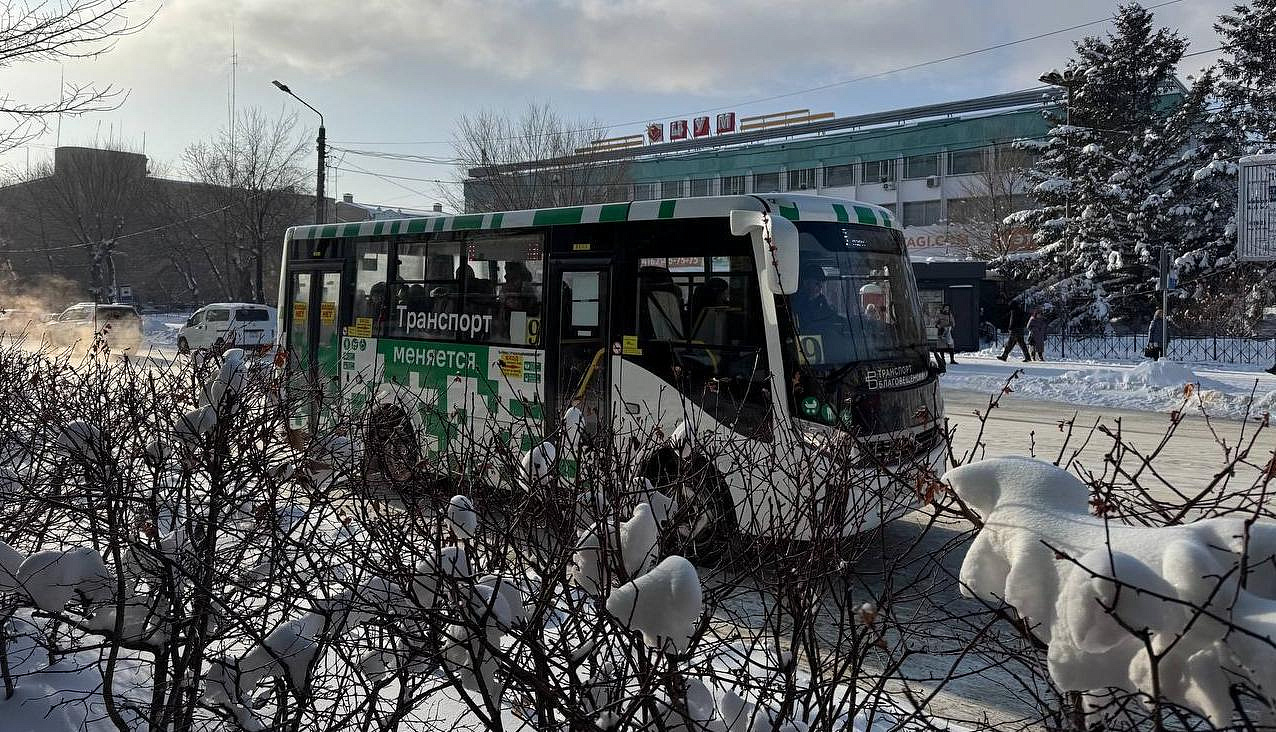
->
[110, 0, 1221, 97]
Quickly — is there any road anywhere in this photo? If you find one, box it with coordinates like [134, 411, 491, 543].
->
[942, 386, 1271, 503]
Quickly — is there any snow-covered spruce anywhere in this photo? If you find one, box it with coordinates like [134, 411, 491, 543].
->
[949, 456, 1276, 725]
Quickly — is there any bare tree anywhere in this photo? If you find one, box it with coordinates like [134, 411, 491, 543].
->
[181, 108, 310, 303]
[450, 102, 633, 213]
[0, 0, 155, 154]
[8, 144, 152, 301]
[948, 147, 1035, 261]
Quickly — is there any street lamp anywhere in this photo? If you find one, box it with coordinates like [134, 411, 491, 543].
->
[1038, 68, 1086, 225]
[272, 80, 326, 225]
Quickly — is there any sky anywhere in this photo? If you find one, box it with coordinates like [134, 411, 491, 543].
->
[0, 0, 1233, 212]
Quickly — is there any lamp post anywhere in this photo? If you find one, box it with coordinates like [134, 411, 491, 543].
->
[272, 80, 326, 224]
[1038, 68, 1086, 224]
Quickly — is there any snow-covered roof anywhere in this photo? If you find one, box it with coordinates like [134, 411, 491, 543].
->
[290, 194, 899, 242]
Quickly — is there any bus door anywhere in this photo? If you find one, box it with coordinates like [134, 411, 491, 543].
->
[285, 267, 345, 431]
[546, 260, 611, 438]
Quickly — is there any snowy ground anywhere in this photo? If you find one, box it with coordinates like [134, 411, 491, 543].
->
[141, 311, 190, 348]
[940, 353, 1276, 420]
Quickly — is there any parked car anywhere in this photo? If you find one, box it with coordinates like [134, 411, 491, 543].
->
[177, 303, 276, 354]
[44, 302, 143, 352]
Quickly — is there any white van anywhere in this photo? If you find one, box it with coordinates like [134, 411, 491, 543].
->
[178, 303, 276, 354]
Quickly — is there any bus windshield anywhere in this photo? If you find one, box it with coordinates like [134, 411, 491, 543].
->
[782, 222, 926, 367]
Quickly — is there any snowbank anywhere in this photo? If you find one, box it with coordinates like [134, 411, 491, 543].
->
[942, 356, 1276, 420]
[948, 457, 1276, 725]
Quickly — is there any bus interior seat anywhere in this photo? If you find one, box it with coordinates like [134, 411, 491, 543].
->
[691, 306, 730, 345]
[638, 266, 686, 341]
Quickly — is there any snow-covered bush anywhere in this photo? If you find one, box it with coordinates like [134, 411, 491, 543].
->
[0, 334, 974, 731]
[949, 456, 1276, 726]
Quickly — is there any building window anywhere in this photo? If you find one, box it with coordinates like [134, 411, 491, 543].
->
[904, 154, 939, 180]
[862, 159, 896, 184]
[949, 149, 984, 175]
[660, 179, 683, 198]
[787, 168, 816, 191]
[947, 197, 977, 223]
[689, 178, 712, 197]
[719, 175, 746, 195]
[634, 182, 658, 200]
[902, 200, 941, 227]
[823, 163, 855, 188]
[753, 171, 780, 193]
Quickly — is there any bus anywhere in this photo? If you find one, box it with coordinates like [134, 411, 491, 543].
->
[275, 194, 944, 542]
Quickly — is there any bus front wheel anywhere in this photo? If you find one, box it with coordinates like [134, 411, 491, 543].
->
[643, 450, 737, 567]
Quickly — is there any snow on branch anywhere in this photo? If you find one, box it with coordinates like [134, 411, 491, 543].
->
[949, 456, 1276, 725]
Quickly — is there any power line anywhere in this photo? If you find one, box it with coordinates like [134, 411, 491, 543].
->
[328, 1, 1186, 148]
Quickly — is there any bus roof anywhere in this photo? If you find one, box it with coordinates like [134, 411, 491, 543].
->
[287, 194, 899, 242]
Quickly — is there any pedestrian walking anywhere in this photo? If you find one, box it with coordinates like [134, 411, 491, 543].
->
[933, 305, 957, 364]
[1146, 308, 1173, 361]
[1026, 309, 1047, 362]
[996, 301, 1031, 362]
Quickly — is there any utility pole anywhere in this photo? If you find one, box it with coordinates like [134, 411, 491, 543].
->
[272, 80, 326, 224]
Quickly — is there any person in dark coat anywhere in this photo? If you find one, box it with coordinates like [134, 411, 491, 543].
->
[1026, 309, 1047, 362]
[1146, 308, 1173, 361]
[996, 302, 1031, 362]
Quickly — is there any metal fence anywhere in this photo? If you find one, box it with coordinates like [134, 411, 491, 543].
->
[988, 332, 1276, 366]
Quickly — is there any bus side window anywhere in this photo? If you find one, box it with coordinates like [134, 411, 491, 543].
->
[467, 233, 544, 346]
[353, 241, 390, 336]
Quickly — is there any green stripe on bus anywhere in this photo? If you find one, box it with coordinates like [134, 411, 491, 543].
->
[320, 225, 338, 238]
[832, 203, 850, 223]
[406, 219, 428, 234]
[533, 207, 584, 226]
[452, 214, 484, 230]
[852, 205, 876, 225]
[882, 211, 896, 228]
[777, 203, 799, 221]
[490, 212, 504, 229]
[599, 203, 630, 222]
[342, 224, 361, 237]
[657, 200, 677, 219]
[372, 221, 385, 236]
[388, 221, 401, 234]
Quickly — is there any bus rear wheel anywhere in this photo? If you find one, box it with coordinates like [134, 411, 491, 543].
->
[644, 450, 737, 567]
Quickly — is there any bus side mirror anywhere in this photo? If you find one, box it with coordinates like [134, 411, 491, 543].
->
[730, 210, 800, 295]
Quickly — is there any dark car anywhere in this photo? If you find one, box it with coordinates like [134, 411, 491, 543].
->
[45, 303, 143, 352]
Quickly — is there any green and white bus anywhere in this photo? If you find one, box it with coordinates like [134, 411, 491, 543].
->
[276, 194, 944, 539]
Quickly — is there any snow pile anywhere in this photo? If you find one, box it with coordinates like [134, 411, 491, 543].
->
[141, 312, 190, 347]
[570, 502, 661, 596]
[605, 555, 703, 654]
[16, 548, 114, 612]
[447, 494, 478, 540]
[942, 356, 1276, 420]
[1106, 359, 1207, 388]
[949, 456, 1276, 725]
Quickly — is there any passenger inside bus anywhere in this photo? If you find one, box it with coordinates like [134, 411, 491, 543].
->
[790, 265, 840, 329]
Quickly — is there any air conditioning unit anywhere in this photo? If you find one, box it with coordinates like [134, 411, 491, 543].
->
[926, 175, 940, 188]
[882, 181, 896, 191]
